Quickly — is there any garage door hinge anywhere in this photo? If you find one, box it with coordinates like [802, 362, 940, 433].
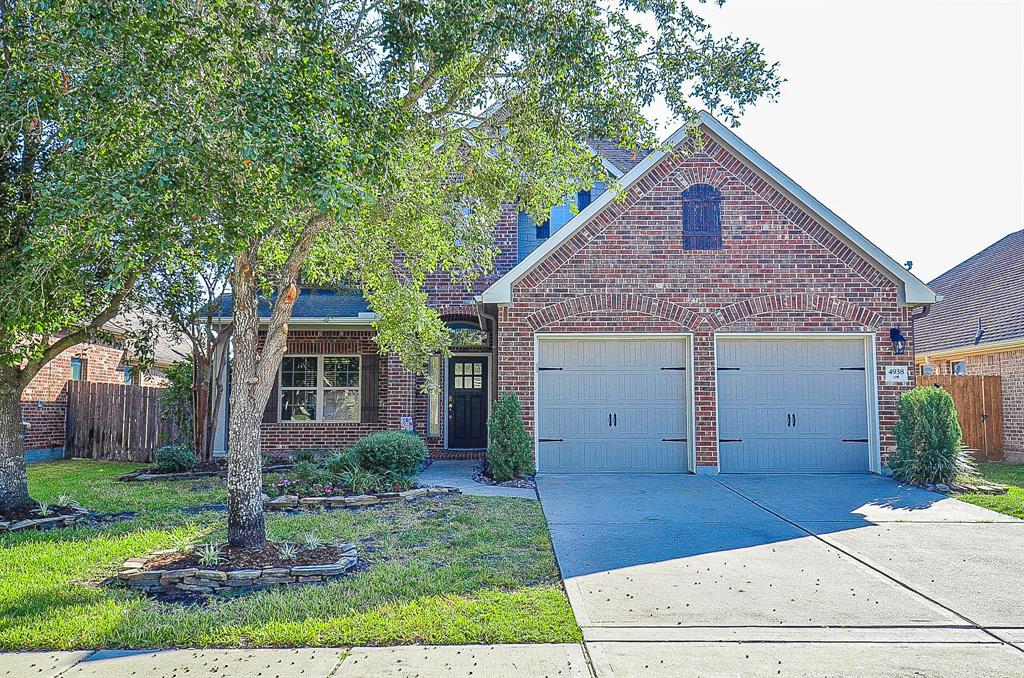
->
[538, 367, 563, 371]
[839, 367, 866, 371]
[660, 366, 687, 371]
[842, 438, 869, 443]
[719, 438, 743, 443]
[538, 438, 564, 443]
[662, 437, 688, 442]
[717, 367, 740, 371]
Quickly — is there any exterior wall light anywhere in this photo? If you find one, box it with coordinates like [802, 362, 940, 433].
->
[889, 327, 907, 356]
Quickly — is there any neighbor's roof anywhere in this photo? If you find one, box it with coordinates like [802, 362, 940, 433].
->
[481, 111, 938, 306]
[915, 229, 1024, 355]
[217, 289, 372, 322]
[103, 310, 190, 367]
[587, 139, 651, 175]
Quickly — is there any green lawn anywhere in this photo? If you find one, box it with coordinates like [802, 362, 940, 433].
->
[953, 462, 1024, 519]
[0, 460, 578, 650]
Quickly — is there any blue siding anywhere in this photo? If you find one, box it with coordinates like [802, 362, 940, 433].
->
[516, 181, 611, 263]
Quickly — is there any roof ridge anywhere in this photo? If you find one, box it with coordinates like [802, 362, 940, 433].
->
[928, 229, 1024, 286]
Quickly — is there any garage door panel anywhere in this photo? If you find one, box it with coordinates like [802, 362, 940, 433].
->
[537, 337, 690, 473]
[540, 439, 686, 473]
[718, 337, 870, 473]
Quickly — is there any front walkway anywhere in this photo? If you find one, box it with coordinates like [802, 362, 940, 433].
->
[538, 472, 1024, 676]
[418, 459, 537, 499]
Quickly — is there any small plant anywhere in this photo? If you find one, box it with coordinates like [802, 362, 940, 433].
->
[350, 431, 426, 477]
[278, 542, 300, 561]
[196, 543, 223, 566]
[889, 386, 976, 485]
[154, 444, 198, 473]
[486, 393, 534, 482]
[301, 532, 323, 550]
[55, 493, 74, 507]
[34, 501, 53, 517]
[171, 533, 196, 553]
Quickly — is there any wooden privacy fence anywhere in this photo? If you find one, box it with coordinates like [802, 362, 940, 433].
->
[65, 381, 178, 462]
[916, 375, 1003, 460]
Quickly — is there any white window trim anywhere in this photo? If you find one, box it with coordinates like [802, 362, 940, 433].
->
[278, 354, 361, 424]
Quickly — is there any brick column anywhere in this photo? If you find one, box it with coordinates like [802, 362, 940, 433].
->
[692, 330, 719, 471]
[382, 355, 416, 430]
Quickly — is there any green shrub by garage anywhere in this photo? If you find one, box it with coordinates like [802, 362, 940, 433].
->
[486, 393, 534, 482]
[889, 385, 974, 485]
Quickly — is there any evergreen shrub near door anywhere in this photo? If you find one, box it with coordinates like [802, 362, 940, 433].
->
[350, 431, 427, 477]
[487, 393, 534, 482]
[890, 386, 975, 485]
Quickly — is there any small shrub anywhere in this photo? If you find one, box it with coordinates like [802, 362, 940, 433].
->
[278, 542, 299, 561]
[292, 448, 329, 464]
[196, 543, 222, 566]
[55, 493, 74, 507]
[154, 444, 198, 473]
[34, 501, 52, 517]
[350, 431, 426, 477]
[486, 393, 534, 482]
[890, 386, 975, 485]
[301, 532, 323, 550]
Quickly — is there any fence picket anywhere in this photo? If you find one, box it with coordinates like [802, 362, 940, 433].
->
[64, 381, 175, 462]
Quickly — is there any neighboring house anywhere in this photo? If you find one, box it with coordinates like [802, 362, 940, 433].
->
[21, 312, 189, 461]
[914, 230, 1024, 462]
[213, 111, 938, 474]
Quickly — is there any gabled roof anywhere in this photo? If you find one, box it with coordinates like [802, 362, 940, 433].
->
[915, 229, 1024, 355]
[217, 289, 373, 322]
[587, 139, 651, 175]
[480, 111, 938, 306]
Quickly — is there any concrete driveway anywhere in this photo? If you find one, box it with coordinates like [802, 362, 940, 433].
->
[538, 473, 1024, 677]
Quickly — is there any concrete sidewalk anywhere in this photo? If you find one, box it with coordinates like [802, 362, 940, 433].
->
[418, 459, 537, 499]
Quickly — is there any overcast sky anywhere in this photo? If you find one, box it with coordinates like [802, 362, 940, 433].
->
[646, 0, 1023, 283]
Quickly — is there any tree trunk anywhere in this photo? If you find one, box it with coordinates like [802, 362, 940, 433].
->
[226, 255, 268, 548]
[192, 353, 211, 461]
[0, 365, 31, 514]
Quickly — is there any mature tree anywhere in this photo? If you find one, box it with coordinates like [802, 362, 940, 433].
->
[0, 0, 218, 512]
[176, 0, 782, 547]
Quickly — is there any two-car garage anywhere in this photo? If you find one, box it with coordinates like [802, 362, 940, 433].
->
[535, 334, 874, 474]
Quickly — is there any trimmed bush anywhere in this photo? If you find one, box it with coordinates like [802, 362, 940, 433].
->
[486, 393, 534, 482]
[889, 386, 974, 485]
[154, 444, 198, 473]
[350, 431, 427, 477]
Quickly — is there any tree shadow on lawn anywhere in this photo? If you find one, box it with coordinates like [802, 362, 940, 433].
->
[0, 495, 577, 649]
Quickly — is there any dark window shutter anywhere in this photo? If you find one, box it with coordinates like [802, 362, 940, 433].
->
[682, 184, 723, 250]
[361, 355, 380, 423]
[262, 373, 279, 424]
[577, 188, 592, 211]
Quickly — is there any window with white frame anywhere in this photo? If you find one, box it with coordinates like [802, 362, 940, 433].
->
[280, 356, 360, 422]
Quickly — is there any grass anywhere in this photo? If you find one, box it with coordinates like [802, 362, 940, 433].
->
[953, 462, 1024, 519]
[0, 460, 578, 650]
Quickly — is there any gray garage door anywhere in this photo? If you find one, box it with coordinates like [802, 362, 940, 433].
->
[536, 337, 689, 473]
[536, 335, 688, 473]
[717, 337, 870, 473]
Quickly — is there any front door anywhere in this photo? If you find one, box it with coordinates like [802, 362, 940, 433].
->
[448, 356, 488, 448]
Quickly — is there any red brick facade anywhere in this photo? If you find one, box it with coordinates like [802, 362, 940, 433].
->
[496, 138, 917, 469]
[20, 341, 166, 455]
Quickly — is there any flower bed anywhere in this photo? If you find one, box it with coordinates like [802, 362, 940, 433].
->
[119, 461, 293, 482]
[473, 463, 536, 490]
[0, 503, 91, 533]
[115, 542, 358, 595]
[264, 486, 460, 510]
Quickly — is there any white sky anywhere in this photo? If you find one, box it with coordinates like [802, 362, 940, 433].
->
[646, 0, 1024, 283]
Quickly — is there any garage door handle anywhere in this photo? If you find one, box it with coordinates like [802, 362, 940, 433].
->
[538, 438, 564, 443]
[609, 413, 613, 427]
[842, 438, 869, 443]
[787, 413, 792, 427]
[613, 413, 617, 427]
[792, 413, 796, 427]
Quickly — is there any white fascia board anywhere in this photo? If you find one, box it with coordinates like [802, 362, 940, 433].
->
[209, 316, 377, 326]
[482, 111, 939, 306]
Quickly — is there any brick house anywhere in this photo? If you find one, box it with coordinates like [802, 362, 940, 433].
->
[914, 230, 1024, 463]
[21, 315, 187, 461]
[214, 111, 938, 474]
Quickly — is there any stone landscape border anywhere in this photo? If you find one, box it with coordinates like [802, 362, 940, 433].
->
[119, 463, 293, 482]
[115, 543, 358, 595]
[263, 486, 460, 511]
[0, 506, 91, 533]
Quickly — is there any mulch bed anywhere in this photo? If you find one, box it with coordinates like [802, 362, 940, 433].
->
[472, 463, 537, 490]
[142, 542, 350, 572]
[0, 502, 83, 522]
[119, 458, 293, 481]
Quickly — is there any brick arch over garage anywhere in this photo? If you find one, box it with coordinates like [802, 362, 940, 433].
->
[707, 293, 885, 331]
[525, 293, 702, 331]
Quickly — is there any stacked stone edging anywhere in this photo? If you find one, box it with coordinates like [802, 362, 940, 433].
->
[119, 463, 293, 482]
[263, 486, 460, 511]
[0, 506, 90, 533]
[116, 543, 358, 595]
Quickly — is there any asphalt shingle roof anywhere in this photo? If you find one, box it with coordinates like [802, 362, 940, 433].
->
[218, 289, 371, 320]
[915, 229, 1024, 354]
[589, 139, 651, 175]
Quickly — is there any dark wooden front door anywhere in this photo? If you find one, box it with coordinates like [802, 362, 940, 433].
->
[448, 356, 488, 448]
